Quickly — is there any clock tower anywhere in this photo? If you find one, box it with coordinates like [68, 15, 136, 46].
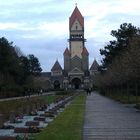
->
[69, 6, 85, 58]
[41, 6, 99, 90]
[63, 6, 89, 89]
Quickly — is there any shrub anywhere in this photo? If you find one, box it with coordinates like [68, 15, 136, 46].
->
[55, 90, 70, 95]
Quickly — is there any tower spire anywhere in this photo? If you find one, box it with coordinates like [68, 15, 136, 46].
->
[69, 5, 84, 28]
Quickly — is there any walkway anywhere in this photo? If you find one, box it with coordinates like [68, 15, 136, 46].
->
[83, 92, 140, 140]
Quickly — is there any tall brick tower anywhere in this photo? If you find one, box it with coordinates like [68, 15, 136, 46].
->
[63, 6, 89, 89]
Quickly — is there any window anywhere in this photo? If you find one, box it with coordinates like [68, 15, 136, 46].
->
[75, 23, 78, 30]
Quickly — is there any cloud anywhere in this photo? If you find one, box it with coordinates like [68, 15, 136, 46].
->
[0, 0, 140, 71]
[0, 22, 22, 30]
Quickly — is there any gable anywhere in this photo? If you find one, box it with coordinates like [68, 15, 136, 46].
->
[90, 60, 99, 70]
[70, 6, 84, 28]
[51, 60, 62, 71]
[69, 67, 84, 75]
[71, 67, 83, 73]
[71, 19, 82, 31]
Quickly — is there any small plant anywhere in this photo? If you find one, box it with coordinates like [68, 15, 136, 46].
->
[55, 90, 69, 95]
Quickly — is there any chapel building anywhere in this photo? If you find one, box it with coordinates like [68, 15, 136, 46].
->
[41, 6, 99, 90]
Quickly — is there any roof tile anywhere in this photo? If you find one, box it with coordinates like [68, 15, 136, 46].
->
[90, 59, 99, 70]
[51, 60, 62, 71]
[82, 47, 89, 56]
[64, 48, 71, 55]
[70, 6, 84, 28]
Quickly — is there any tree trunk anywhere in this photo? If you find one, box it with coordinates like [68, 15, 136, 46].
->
[127, 83, 130, 103]
[135, 82, 138, 104]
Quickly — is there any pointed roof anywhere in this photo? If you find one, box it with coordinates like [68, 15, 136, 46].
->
[82, 47, 89, 56]
[51, 60, 62, 71]
[64, 48, 71, 56]
[90, 59, 99, 70]
[70, 6, 84, 28]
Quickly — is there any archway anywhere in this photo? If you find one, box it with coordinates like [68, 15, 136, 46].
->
[72, 78, 81, 89]
[54, 80, 60, 89]
[45, 80, 51, 89]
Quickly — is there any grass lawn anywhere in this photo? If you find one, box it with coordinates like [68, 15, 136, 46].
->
[0, 95, 57, 120]
[107, 94, 140, 104]
[35, 93, 86, 140]
[106, 94, 140, 110]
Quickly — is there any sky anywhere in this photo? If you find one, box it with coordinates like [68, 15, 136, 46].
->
[0, 0, 140, 72]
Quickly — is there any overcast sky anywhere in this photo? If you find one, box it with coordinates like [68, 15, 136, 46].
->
[0, 0, 140, 71]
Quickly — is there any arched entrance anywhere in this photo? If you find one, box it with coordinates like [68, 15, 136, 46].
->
[54, 80, 60, 89]
[72, 78, 81, 89]
[45, 80, 51, 89]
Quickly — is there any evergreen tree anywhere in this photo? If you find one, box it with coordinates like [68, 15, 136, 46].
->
[0, 37, 20, 76]
[100, 23, 140, 67]
[0, 37, 42, 97]
[28, 54, 42, 76]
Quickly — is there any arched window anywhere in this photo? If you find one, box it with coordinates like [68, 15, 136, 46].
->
[54, 80, 60, 89]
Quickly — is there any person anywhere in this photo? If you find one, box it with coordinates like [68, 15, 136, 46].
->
[89, 88, 91, 95]
[40, 89, 43, 95]
[86, 88, 89, 95]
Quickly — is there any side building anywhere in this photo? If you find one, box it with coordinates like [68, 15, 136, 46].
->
[40, 6, 99, 90]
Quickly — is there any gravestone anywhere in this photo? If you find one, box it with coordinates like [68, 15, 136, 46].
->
[0, 114, 4, 128]
[30, 104, 37, 115]
[34, 117, 45, 121]
[35, 103, 38, 110]
[32, 104, 36, 112]
[9, 111, 15, 123]
[25, 105, 31, 115]
[36, 103, 40, 110]
[40, 102, 44, 108]
[22, 106, 27, 114]
[17, 107, 23, 118]
[25, 121, 39, 126]
[14, 127, 40, 133]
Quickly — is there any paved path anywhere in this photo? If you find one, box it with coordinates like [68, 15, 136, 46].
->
[83, 92, 140, 140]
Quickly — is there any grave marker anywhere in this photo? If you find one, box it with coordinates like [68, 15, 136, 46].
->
[0, 114, 4, 128]
[9, 111, 15, 123]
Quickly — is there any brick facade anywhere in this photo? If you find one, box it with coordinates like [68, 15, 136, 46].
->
[40, 6, 99, 90]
